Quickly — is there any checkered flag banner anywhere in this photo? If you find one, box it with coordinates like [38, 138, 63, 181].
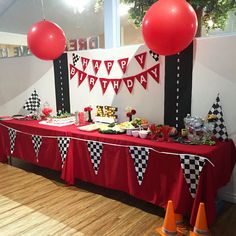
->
[32, 135, 43, 161]
[149, 50, 159, 62]
[129, 146, 150, 185]
[8, 128, 17, 154]
[72, 53, 80, 66]
[23, 90, 41, 112]
[57, 137, 70, 167]
[180, 154, 206, 198]
[87, 141, 103, 175]
[208, 94, 228, 141]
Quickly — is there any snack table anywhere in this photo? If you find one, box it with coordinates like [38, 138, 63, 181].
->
[0, 119, 235, 226]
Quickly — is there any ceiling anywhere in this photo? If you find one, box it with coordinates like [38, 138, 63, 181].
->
[0, 0, 106, 39]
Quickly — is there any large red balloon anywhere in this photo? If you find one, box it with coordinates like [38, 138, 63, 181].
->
[27, 20, 66, 60]
[142, 0, 197, 56]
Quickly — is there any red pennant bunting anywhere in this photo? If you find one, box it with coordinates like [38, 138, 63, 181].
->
[88, 75, 98, 91]
[123, 76, 135, 93]
[99, 78, 110, 94]
[135, 71, 148, 89]
[78, 69, 87, 86]
[92, 59, 102, 75]
[110, 79, 122, 94]
[69, 64, 78, 80]
[104, 60, 114, 75]
[148, 64, 160, 83]
[81, 57, 90, 71]
[117, 58, 129, 74]
[135, 52, 147, 69]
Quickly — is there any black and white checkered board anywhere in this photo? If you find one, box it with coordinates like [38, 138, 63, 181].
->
[72, 53, 80, 66]
[87, 141, 103, 175]
[32, 135, 42, 160]
[208, 95, 228, 141]
[180, 154, 206, 198]
[8, 128, 16, 154]
[129, 146, 150, 185]
[149, 50, 159, 62]
[23, 90, 41, 112]
[57, 137, 70, 167]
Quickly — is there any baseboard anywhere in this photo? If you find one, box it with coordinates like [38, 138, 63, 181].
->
[218, 190, 236, 204]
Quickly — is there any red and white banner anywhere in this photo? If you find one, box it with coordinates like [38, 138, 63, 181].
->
[81, 57, 90, 71]
[100, 78, 110, 94]
[135, 71, 148, 89]
[88, 75, 98, 91]
[110, 79, 122, 94]
[148, 64, 160, 83]
[104, 60, 114, 75]
[92, 59, 102, 75]
[123, 76, 135, 94]
[70, 64, 78, 80]
[135, 52, 147, 69]
[117, 58, 129, 74]
[78, 69, 87, 86]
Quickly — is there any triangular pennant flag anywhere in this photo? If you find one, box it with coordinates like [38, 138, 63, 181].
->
[57, 137, 70, 167]
[23, 90, 41, 112]
[135, 71, 148, 89]
[87, 141, 103, 175]
[32, 135, 42, 161]
[92, 59, 102, 75]
[208, 94, 228, 141]
[77, 69, 87, 86]
[148, 64, 160, 83]
[72, 53, 80, 66]
[99, 78, 110, 94]
[88, 75, 98, 91]
[180, 154, 206, 198]
[8, 128, 16, 154]
[128, 146, 150, 185]
[117, 58, 129, 74]
[110, 79, 122, 94]
[123, 76, 135, 93]
[149, 50, 159, 62]
[104, 60, 114, 75]
[69, 64, 79, 80]
[81, 57, 90, 71]
[135, 52, 147, 69]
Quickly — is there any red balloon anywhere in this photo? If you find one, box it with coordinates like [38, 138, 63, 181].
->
[27, 20, 66, 60]
[142, 0, 197, 56]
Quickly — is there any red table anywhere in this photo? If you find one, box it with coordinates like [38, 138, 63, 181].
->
[0, 119, 235, 226]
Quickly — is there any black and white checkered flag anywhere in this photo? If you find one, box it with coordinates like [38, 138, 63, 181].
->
[208, 94, 228, 141]
[57, 137, 70, 167]
[23, 90, 41, 112]
[129, 146, 150, 185]
[32, 135, 42, 161]
[180, 154, 206, 198]
[72, 53, 80, 66]
[149, 50, 159, 62]
[8, 128, 16, 154]
[87, 141, 103, 175]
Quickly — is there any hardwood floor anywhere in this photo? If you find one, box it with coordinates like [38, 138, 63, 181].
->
[0, 160, 235, 236]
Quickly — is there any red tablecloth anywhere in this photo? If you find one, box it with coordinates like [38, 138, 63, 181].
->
[0, 119, 235, 226]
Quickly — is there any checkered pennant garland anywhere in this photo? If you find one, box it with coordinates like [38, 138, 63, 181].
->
[72, 53, 80, 66]
[87, 141, 103, 175]
[32, 135, 43, 161]
[57, 137, 70, 167]
[208, 94, 228, 141]
[128, 146, 150, 185]
[23, 90, 41, 112]
[149, 50, 159, 62]
[180, 154, 206, 198]
[8, 128, 16, 154]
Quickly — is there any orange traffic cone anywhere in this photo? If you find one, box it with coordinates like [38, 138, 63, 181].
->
[190, 202, 211, 236]
[156, 200, 182, 236]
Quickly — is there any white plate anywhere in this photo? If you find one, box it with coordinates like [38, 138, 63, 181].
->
[78, 123, 104, 131]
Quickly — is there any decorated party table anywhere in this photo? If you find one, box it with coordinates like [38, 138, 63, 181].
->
[0, 118, 235, 226]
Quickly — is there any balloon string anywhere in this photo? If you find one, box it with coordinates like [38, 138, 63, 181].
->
[40, 0, 46, 20]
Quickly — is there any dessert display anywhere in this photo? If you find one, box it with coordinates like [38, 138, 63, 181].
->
[45, 112, 75, 124]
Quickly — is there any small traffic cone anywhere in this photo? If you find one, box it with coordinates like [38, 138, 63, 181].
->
[190, 202, 211, 236]
[156, 200, 182, 236]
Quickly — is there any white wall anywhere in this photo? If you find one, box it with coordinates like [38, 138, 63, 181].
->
[192, 35, 236, 203]
[0, 32, 27, 46]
